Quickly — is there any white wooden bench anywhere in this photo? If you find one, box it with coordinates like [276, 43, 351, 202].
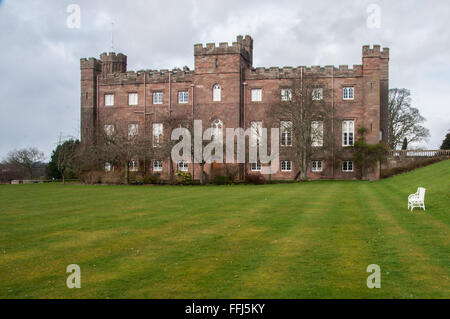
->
[408, 187, 426, 211]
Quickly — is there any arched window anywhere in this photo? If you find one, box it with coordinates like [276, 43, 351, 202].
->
[211, 119, 223, 140]
[213, 84, 221, 102]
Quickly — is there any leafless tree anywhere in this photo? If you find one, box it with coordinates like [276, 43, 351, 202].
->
[161, 114, 221, 185]
[5, 147, 45, 179]
[94, 122, 154, 184]
[159, 115, 195, 184]
[387, 88, 430, 149]
[269, 75, 338, 180]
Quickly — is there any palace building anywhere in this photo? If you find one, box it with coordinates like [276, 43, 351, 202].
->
[80, 35, 389, 181]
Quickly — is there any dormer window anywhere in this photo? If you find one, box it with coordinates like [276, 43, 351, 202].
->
[213, 84, 221, 102]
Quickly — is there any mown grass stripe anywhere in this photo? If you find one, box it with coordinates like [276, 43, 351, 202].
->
[0, 160, 448, 298]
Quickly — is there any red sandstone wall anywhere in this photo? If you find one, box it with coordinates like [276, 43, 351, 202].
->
[80, 36, 388, 181]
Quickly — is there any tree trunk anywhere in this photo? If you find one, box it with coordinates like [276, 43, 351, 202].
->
[169, 157, 174, 184]
[124, 163, 129, 185]
[301, 151, 308, 181]
[268, 160, 272, 183]
[200, 163, 205, 185]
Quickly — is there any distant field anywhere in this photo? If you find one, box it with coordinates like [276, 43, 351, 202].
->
[0, 160, 449, 298]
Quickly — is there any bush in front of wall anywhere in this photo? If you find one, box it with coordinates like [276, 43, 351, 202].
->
[175, 171, 192, 185]
[213, 175, 230, 185]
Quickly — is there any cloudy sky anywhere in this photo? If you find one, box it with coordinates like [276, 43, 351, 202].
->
[0, 0, 449, 159]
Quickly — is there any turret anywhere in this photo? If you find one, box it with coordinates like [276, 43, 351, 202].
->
[362, 45, 389, 146]
[194, 35, 253, 73]
[80, 57, 101, 144]
[99, 52, 127, 75]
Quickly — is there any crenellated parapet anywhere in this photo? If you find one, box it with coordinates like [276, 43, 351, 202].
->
[194, 35, 253, 64]
[99, 52, 127, 63]
[244, 64, 363, 80]
[99, 52, 127, 75]
[98, 67, 193, 85]
[362, 45, 389, 59]
[80, 57, 101, 71]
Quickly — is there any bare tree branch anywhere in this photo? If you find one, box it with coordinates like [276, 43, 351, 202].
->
[387, 88, 430, 149]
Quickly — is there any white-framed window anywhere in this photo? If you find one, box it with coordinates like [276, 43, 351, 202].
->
[105, 94, 114, 106]
[342, 160, 353, 172]
[312, 160, 323, 172]
[311, 121, 323, 147]
[312, 88, 323, 101]
[178, 91, 189, 104]
[281, 160, 292, 172]
[105, 162, 112, 172]
[250, 121, 262, 146]
[250, 161, 262, 171]
[104, 124, 114, 137]
[342, 120, 354, 146]
[281, 88, 292, 101]
[178, 160, 188, 172]
[280, 121, 292, 146]
[128, 123, 139, 139]
[343, 87, 354, 100]
[129, 160, 138, 172]
[153, 92, 163, 104]
[153, 123, 163, 147]
[128, 92, 138, 105]
[251, 88, 262, 102]
[153, 160, 163, 172]
[213, 84, 221, 102]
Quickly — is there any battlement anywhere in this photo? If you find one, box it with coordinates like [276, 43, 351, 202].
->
[362, 45, 389, 59]
[100, 52, 127, 63]
[80, 57, 101, 69]
[194, 35, 253, 64]
[245, 64, 363, 79]
[99, 67, 193, 85]
[97, 52, 127, 75]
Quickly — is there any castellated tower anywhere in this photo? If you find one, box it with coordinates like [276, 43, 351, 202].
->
[362, 45, 389, 145]
[99, 52, 127, 76]
[193, 35, 253, 131]
[80, 52, 128, 144]
[80, 57, 100, 145]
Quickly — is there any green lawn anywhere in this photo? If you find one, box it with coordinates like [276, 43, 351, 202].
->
[0, 161, 449, 299]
